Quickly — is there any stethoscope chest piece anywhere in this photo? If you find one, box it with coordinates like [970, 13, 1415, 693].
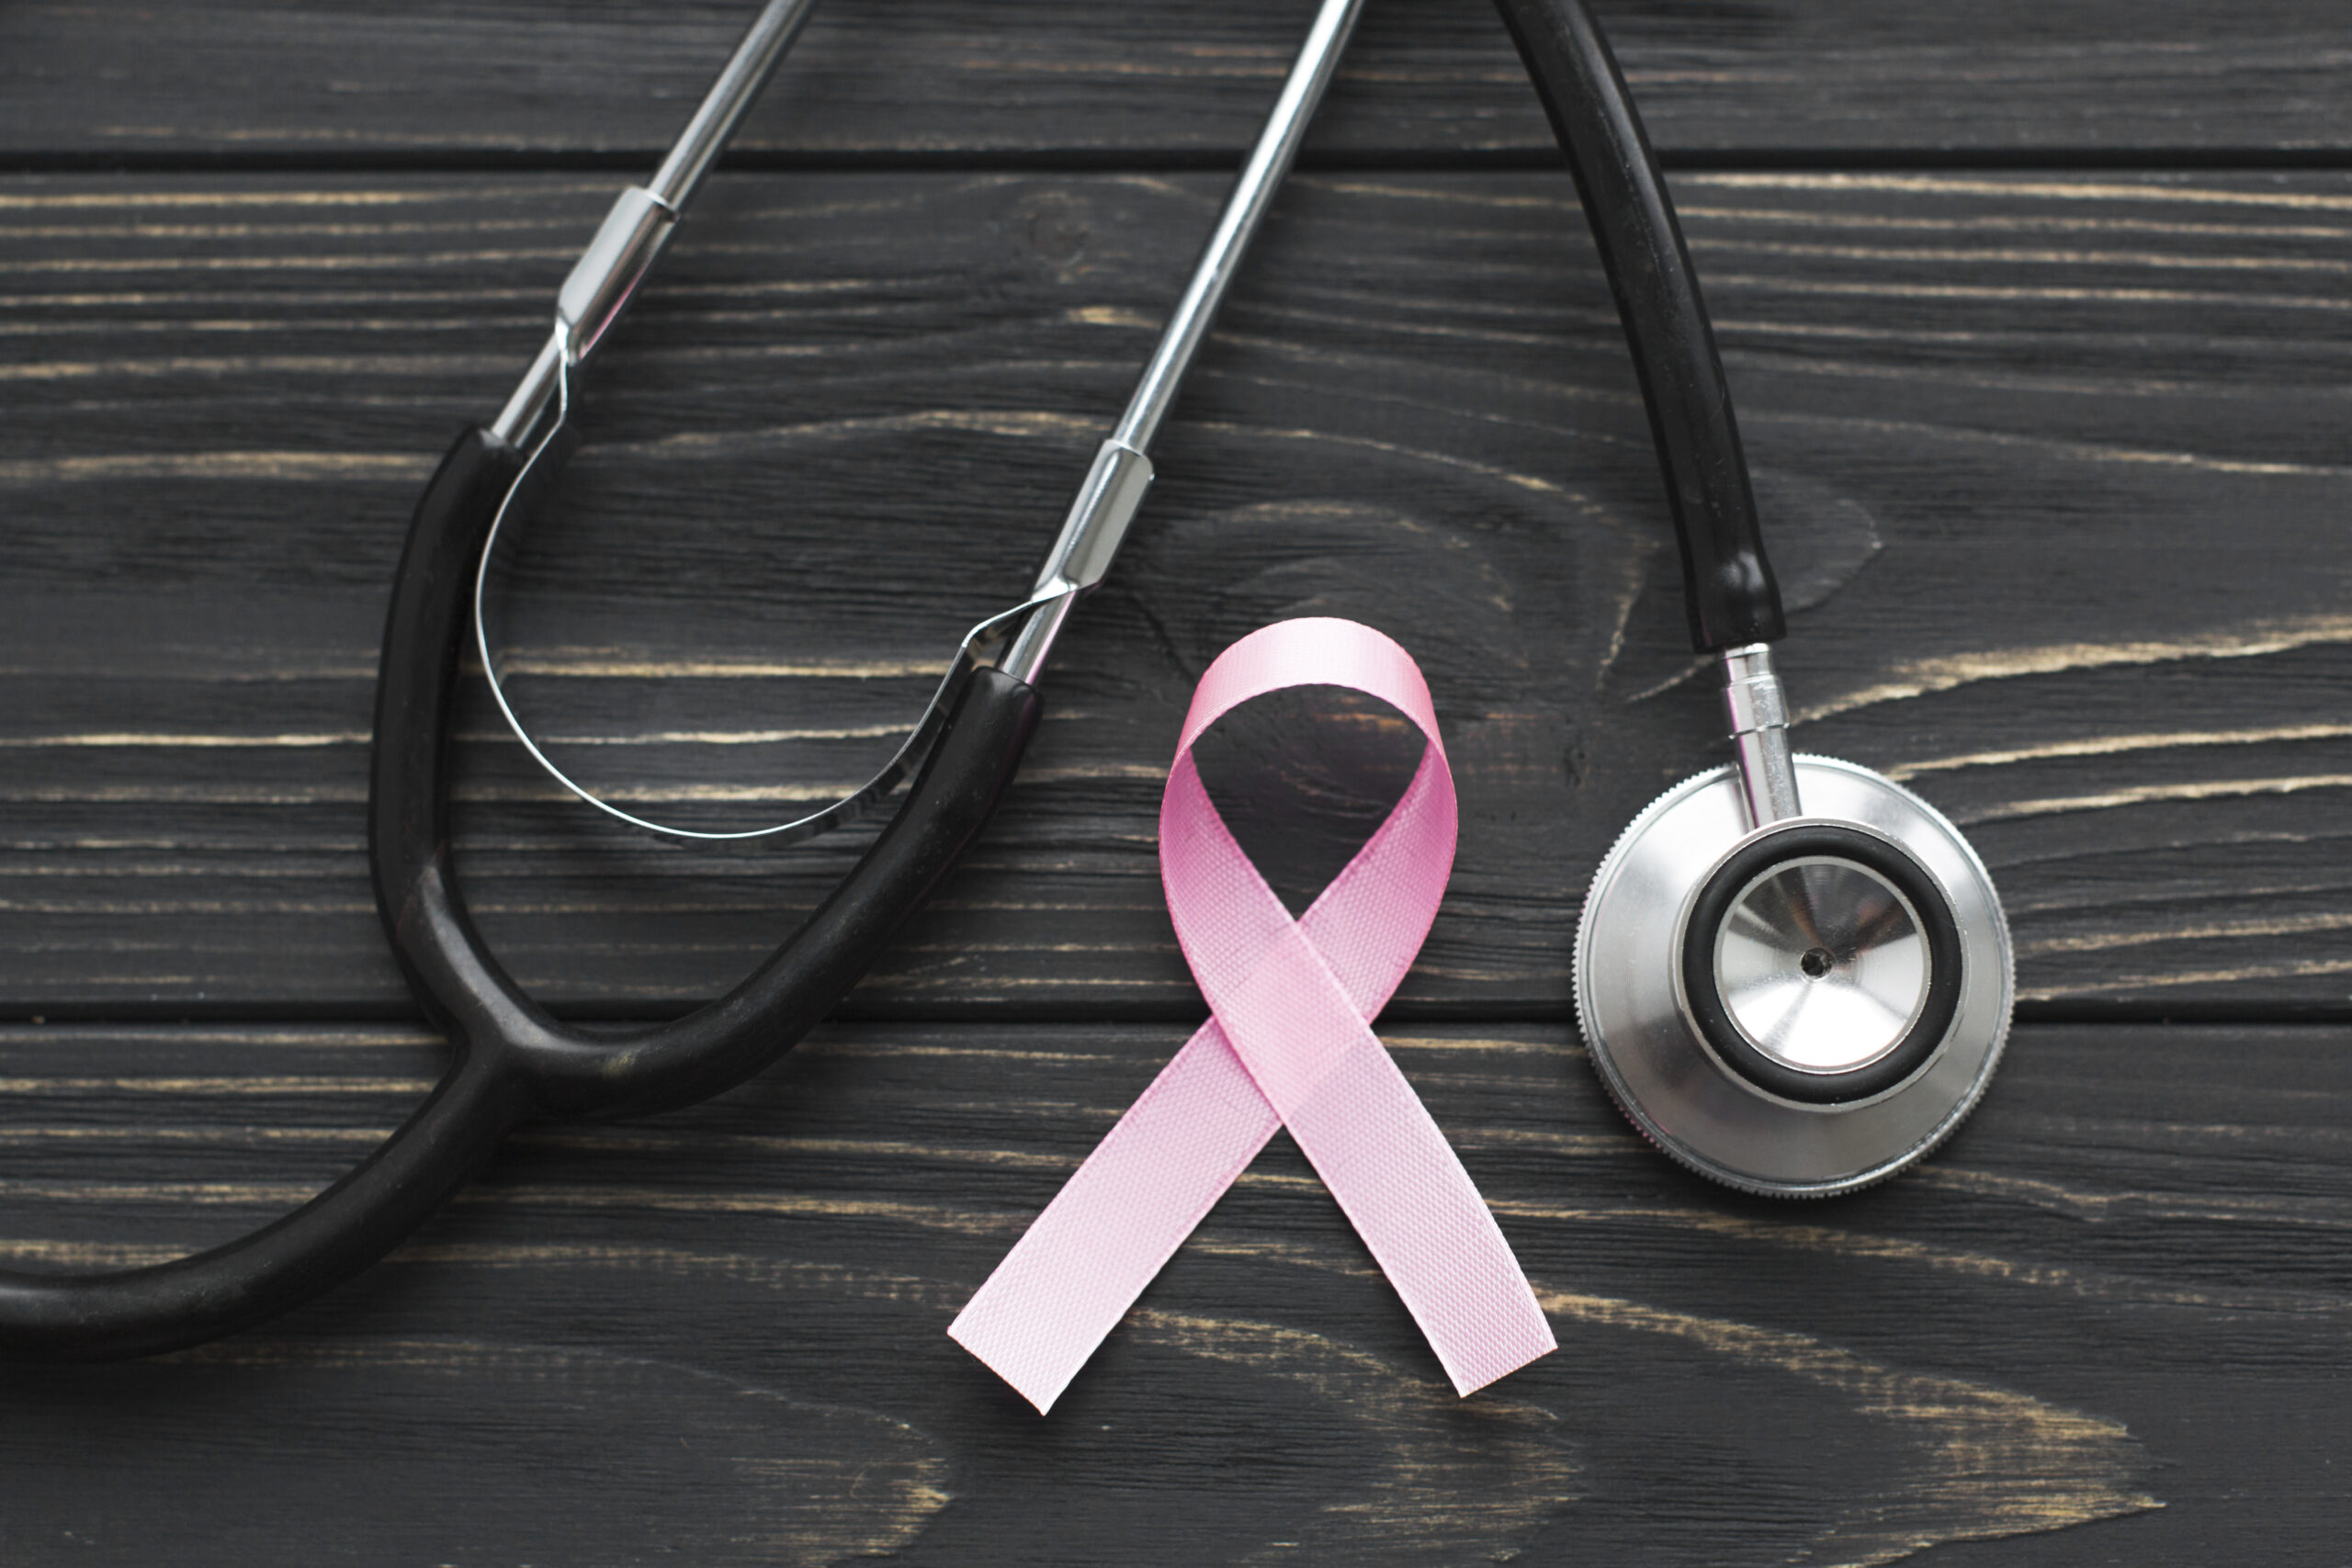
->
[1492, 0, 2015, 1195]
[1575, 756, 2013, 1196]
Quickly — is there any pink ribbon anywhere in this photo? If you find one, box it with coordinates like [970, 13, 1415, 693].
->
[951, 617, 1555, 1412]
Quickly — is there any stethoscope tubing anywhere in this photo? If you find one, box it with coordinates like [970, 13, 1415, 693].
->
[0, 428, 1044, 1361]
[1494, 0, 1786, 652]
[0, 0, 1368, 1362]
[0, 0, 1816, 1361]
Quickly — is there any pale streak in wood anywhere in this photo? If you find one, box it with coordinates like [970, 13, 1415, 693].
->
[8, 1014, 2348, 1559]
[0, 10, 2343, 1542]
[5, 170, 2350, 1010]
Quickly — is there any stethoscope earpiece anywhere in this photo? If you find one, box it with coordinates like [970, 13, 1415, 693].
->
[1577, 748, 2013, 1197]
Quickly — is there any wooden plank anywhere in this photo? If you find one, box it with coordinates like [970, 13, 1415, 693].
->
[2, 1018, 2345, 1561]
[4, 0, 2351, 163]
[6, 170, 2352, 1014]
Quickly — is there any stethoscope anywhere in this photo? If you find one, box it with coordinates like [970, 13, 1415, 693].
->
[0, 0, 2008, 1361]
[1492, 0, 2015, 1196]
[0, 0, 1363, 1360]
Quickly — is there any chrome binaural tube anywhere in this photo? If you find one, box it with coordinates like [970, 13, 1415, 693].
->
[998, 0, 1364, 684]
[491, 0, 821, 447]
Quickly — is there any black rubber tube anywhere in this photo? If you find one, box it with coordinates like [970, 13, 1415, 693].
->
[376, 429, 1042, 1119]
[0, 426, 1038, 1359]
[0, 1031, 527, 1362]
[1492, 0, 1785, 652]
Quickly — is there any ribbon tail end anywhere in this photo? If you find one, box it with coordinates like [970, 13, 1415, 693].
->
[947, 1314, 1075, 1416]
[1443, 1325, 1561, 1400]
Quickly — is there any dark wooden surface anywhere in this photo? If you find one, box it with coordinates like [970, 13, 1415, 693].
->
[7, 1, 2352, 160]
[4, 3, 2348, 1562]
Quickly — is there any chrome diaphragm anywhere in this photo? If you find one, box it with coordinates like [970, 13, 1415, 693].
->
[1714, 856, 1928, 1073]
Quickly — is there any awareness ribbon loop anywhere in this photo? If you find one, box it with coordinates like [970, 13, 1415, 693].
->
[951, 617, 1555, 1412]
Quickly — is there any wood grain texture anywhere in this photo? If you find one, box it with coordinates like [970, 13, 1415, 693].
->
[6, 1016, 2346, 1563]
[5, 6, 2346, 1555]
[6, 1, 2352, 162]
[6, 170, 2352, 1013]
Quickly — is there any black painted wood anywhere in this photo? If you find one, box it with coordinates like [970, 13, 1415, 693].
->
[5, 1, 2351, 163]
[0, 1020, 2342, 1563]
[6, 170, 2351, 1015]
[6, 4, 2347, 1560]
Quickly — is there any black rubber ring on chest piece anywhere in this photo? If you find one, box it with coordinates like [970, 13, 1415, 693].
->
[1679, 822, 1966, 1106]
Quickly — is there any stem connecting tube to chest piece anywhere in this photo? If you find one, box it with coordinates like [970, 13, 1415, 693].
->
[0, 0, 1365, 1361]
[1720, 641, 1801, 828]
